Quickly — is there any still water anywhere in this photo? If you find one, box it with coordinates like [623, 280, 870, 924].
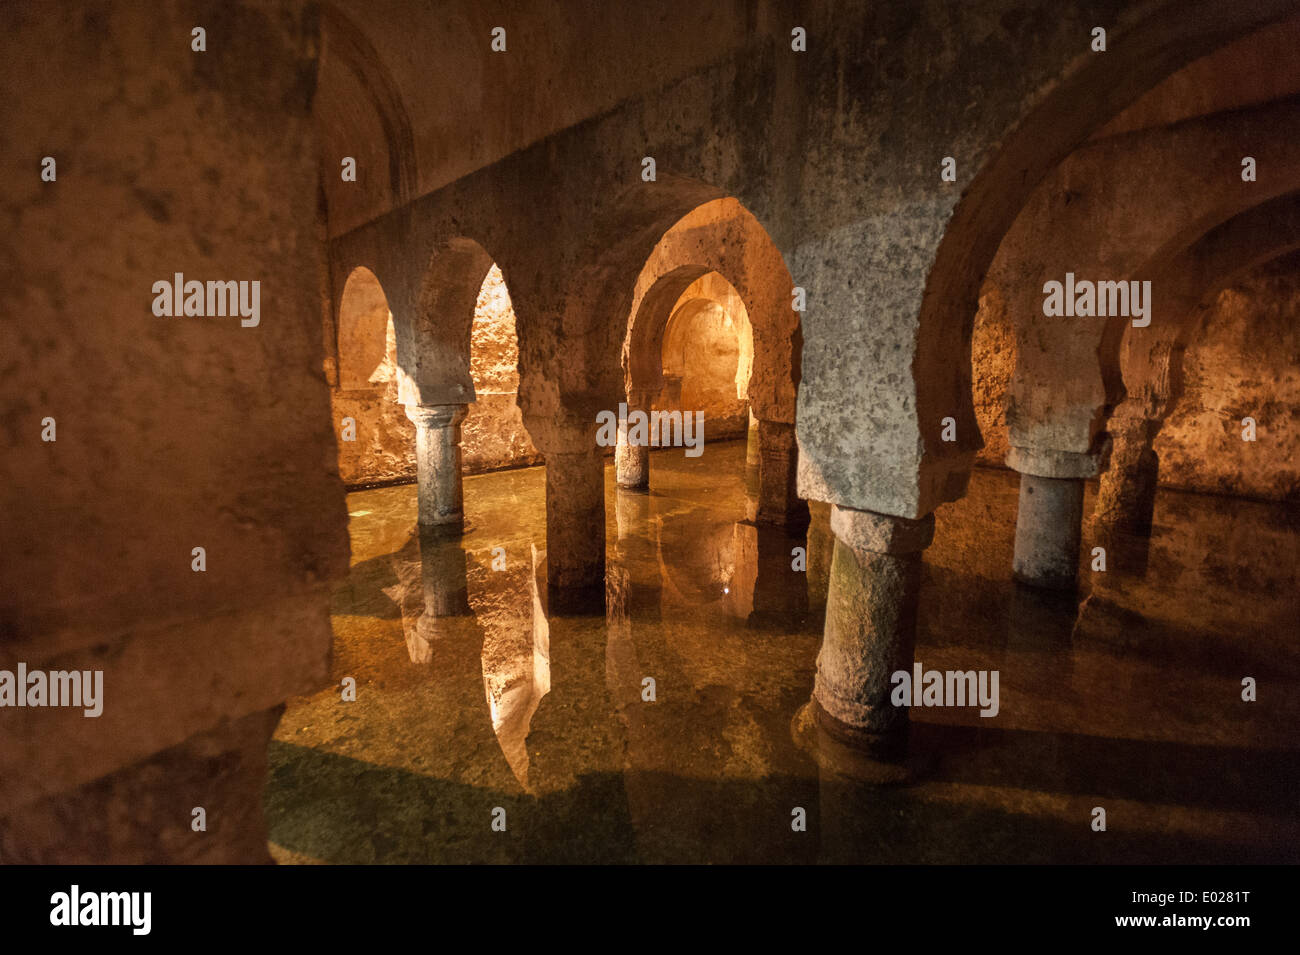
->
[266, 439, 1300, 863]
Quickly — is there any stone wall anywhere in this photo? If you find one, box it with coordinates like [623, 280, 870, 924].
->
[971, 259, 1300, 503]
[1154, 261, 1300, 502]
[333, 275, 417, 485]
[465, 265, 543, 472]
[972, 286, 1016, 470]
[0, 2, 345, 860]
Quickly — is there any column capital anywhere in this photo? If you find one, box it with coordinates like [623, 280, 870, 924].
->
[1006, 442, 1109, 479]
[830, 505, 934, 556]
[403, 403, 468, 429]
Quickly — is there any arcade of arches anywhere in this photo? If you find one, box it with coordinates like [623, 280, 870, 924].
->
[2, 2, 1297, 864]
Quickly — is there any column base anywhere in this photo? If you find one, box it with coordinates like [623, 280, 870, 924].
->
[811, 506, 932, 751]
[790, 700, 912, 785]
[1011, 568, 1079, 591]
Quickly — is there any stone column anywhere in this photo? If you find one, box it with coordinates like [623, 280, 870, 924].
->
[1007, 446, 1103, 591]
[614, 386, 656, 489]
[418, 525, 471, 617]
[545, 441, 606, 613]
[812, 505, 934, 755]
[1095, 404, 1160, 539]
[404, 403, 468, 529]
[749, 419, 810, 528]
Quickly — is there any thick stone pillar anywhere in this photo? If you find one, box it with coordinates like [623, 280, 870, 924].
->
[404, 403, 468, 528]
[614, 387, 656, 489]
[1095, 406, 1161, 538]
[749, 419, 810, 528]
[1007, 446, 1102, 591]
[545, 443, 606, 612]
[812, 506, 934, 755]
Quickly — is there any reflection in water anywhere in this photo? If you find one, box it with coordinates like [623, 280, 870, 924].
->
[481, 544, 550, 789]
[389, 518, 553, 790]
[269, 443, 1300, 864]
[380, 442, 817, 799]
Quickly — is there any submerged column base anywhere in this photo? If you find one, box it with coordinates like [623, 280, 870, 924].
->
[812, 505, 934, 750]
[614, 387, 656, 490]
[545, 446, 606, 614]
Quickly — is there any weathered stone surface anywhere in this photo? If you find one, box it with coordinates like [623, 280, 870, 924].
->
[830, 506, 935, 558]
[8, 0, 1300, 862]
[1094, 405, 1161, 536]
[814, 536, 923, 732]
[336, 268, 392, 389]
[0, 707, 283, 865]
[750, 420, 809, 527]
[661, 279, 751, 439]
[333, 390, 417, 486]
[1154, 265, 1300, 501]
[1007, 446, 1106, 480]
[977, 254, 1300, 505]
[0, 593, 331, 811]
[0, 3, 346, 831]
[992, 100, 1300, 459]
[464, 393, 544, 472]
[972, 286, 1017, 470]
[465, 265, 543, 471]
